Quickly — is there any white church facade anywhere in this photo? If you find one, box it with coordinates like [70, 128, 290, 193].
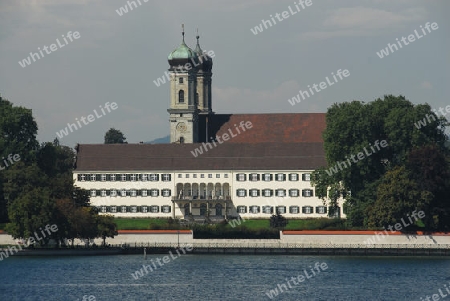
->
[73, 29, 345, 220]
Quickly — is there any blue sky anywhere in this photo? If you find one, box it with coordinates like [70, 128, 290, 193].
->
[0, 0, 448, 147]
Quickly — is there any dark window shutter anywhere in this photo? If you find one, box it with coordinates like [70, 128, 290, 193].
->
[283, 174, 286, 181]
[302, 190, 305, 197]
[302, 207, 306, 213]
[302, 174, 305, 181]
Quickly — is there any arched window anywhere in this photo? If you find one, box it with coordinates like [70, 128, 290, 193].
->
[179, 137, 184, 144]
[178, 90, 184, 103]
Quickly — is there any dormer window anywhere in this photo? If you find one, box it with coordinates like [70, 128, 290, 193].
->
[179, 90, 184, 103]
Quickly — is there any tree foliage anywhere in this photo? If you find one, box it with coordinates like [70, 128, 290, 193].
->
[1, 96, 117, 245]
[104, 128, 127, 144]
[312, 95, 450, 230]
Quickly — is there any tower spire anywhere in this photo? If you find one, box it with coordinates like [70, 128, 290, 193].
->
[182, 24, 185, 42]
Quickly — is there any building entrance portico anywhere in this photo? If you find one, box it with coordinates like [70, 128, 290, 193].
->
[172, 182, 231, 220]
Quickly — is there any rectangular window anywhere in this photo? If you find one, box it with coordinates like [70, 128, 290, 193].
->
[302, 206, 313, 214]
[151, 189, 159, 197]
[162, 174, 171, 181]
[130, 190, 137, 197]
[193, 174, 197, 178]
[149, 174, 159, 181]
[90, 190, 96, 197]
[250, 189, 259, 197]
[130, 174, 136, 181]
[316, 206, 327, 214]
[141, 174, 148, 181]
[201, 174, 205, 178]
[151, 205, 159, 213]
[121, 174, 127, 181]
[162, 189, 171, 197]
[237, 189, 246, 197]
[110, 190, 117, 197]
[101, 174, 106, 182]
[101, 190, 107, 197]
[302, 189, 313, 197]
[237, 206, 247, 213]
[121, 206, 127, 213]
[289, 173, 298, 181]
[236, 174, 246, 181]
[178, 174, 182, 178]
[302, 173, 311, 181]
[141, 190, 148, 197]
[289, 189, 299, 197]
[208, 174, 212, 178]
[130, 206, 137, 213]
[110, 174, 116, 182]
[78, 174, 85, 181]
[179, 77, 183, 84]
[276, 206, 286, 214]
[224, 174, 228, 178]
[100, 206, 107, 213]
[262, 173, 272, 181]
[162, 205, 171, 213]
[216, 174, 220, 178]
[276, 173, 285, 181]
[249, 173, 259, 181]
[249, 206, 260, 214]
[121, 189, 127, 197]
[110, 206, 117, 213]
[90, 174, 96, 181]
[186, 174, 190, 178]
[276, 189, 286, 197]
[262, 206, 273, 214]
[289, 206, 299, 214]
[141, 206, 148, 213]
[263, 189, 272, 197]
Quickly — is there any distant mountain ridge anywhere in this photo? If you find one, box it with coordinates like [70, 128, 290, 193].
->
[145, 135, 170, 144]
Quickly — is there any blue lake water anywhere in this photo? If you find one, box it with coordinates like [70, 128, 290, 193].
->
[0, 253, 449, 300]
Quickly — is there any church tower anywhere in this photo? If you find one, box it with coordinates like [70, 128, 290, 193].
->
[194, 31, 213, 115]
[167, 26, 213, 144]
[167, 25, 199, 144]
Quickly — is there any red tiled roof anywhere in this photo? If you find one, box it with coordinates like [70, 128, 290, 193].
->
[210, 113, 326, 143]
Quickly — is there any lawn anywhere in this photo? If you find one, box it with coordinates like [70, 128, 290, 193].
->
[114, 218, 168, 230]
[113, 218, 347, 230]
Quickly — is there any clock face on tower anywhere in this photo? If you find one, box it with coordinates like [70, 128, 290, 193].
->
[176, 122, 187, 133]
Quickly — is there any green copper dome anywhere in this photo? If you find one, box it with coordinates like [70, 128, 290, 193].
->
[168, 39, 196, 60]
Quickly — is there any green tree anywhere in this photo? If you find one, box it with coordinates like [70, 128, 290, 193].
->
[312, 95, 448, 228]
[0, 96, 39, 222]
[5, 188, 56, 245]
[104, 128, 127, 144]
[97, 215, 118, 246]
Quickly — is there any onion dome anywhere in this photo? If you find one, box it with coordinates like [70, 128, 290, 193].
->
[194, 32, 212, 72]
[168, 25, 197, 67]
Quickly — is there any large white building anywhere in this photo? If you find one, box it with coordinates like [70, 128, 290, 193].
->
[73, 30, 344, 220]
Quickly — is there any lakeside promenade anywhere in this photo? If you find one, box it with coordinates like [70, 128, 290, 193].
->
[2, 230, 450, 256]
